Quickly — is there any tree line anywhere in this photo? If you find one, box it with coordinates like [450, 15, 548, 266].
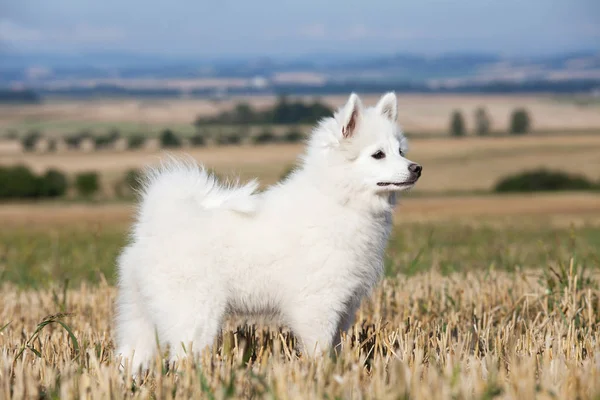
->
[449, 107, 531, 137]
[194, 96, 333, 126]
[0, 166, 142, 200]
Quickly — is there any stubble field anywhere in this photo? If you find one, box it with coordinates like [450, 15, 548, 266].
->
[1, 212, 599, 399]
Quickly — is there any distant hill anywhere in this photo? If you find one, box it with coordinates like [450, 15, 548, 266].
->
[1, 50, 599, 96]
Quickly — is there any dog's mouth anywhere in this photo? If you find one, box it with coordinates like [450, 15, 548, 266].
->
[377, 180, 417, 187]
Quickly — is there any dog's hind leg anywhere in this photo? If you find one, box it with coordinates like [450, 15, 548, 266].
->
[115, 282, 157, 374]
[148, 284, 226, 366]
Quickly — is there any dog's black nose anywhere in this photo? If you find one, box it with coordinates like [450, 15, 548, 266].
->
[409, 163, 422, 175]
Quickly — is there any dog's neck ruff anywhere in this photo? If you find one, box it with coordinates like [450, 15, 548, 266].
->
[290, 163, 395, 217]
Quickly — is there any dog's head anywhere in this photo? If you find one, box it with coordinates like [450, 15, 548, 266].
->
[305, 92, 422, 197]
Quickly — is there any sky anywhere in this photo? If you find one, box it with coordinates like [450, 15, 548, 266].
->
[1, 0, 599, 57]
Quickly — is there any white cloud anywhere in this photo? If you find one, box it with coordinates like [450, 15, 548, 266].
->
[0, 19, 44, 42]
[0, 19, 125, 49]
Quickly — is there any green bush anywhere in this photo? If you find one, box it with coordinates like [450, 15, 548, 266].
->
[253, 130, 277, 145]
[47, 139, 57, 152]
[510, 108, 531, 135]
[114, 169, 143, 198]
[160, 129, 181, 148]
[127, 134, 146, 150]
[124, 169, 143, 192]
[190, 133, 206, 146]
[22, 130, 42, 152]
[194, 97, 333, 126]
[0, 166, 70, 199]
[0, 165, 40, 199]
[450, 111, 466, 137]
[75, 172, 100, 197]
[474, 107, 491, 136]
[39, 169, 68, 197]
[494, 169, 596, 193]
[216, 132, 242, 146]
[94, 129, 120, 149]
[282, 129, 305, 143]
[64, 131, 93, 150]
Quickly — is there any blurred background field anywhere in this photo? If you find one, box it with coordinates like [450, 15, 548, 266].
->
[1, 1, 600, 398]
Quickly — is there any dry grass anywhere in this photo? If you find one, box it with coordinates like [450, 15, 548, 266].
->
[1, 265, 599, 399]
[2, 94, 600, 135]
[1, 204, 599, 398]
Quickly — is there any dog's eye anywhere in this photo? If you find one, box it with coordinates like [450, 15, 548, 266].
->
[399, 148, 405, 156]
[371, 150, 386, 159]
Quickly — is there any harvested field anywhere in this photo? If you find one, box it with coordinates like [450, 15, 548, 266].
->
[2, 133, 600, 194]
[1, 177, 599, 399]
[2, 94, 600, 135]
[1, 270, 599, 399]
[1, 192, 600, 229]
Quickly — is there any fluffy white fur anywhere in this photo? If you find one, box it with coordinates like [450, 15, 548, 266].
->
[115, 92, 422, 371]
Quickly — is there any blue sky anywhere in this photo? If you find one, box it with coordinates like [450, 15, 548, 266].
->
[1, 0, 599, 57]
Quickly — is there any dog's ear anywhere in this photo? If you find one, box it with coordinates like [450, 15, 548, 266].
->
[375, 92, 397, 122]
[341, 93, 363, 139]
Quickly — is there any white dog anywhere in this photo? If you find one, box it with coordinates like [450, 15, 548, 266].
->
[115, 92, 422, 371]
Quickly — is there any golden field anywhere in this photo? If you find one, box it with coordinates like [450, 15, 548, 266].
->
[1, 192, 600, 229]
[2, 133, 600, 195]
[1, 242, 599, 399]
[2, 94, 600, 135]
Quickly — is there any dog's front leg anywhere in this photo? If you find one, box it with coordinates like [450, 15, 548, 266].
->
[288, 303, 344, 357]
[332, 299, 360, 352]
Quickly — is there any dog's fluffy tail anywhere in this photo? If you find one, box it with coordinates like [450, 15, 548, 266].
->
[136, 157, 260, 225]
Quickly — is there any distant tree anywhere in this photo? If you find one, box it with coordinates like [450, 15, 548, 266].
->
[159, 129, 181, 148]
[190, 133, 206, 146]
[127, 134, 146, 150]
[0, 89, 41, 104]
[282, 129, 305, 143]
[65, 134, 82, 149]
[474, 107, 491, 136]
[450, 111, 466, 137]
[271, 95, 291, 124]
[63, 130, 93, 150]
[125, 169, 143, 192]
[0, 165, 40, 198]
[39, 169, 68, 197]
[232, 103, 255, 124]
[22, 130, 42, 152]
[47, 139, 57, 152]
[94, 128, 121, 149]
[253, 130, 277, 145]
[510, 108, 531, 135]
[193, 96, 333, 126]
[75, 172, 100, 197]
[114, 169, 144, 199]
